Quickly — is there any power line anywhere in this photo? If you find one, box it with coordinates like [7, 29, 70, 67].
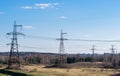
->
[25, 35, 120, 42]
[68, 39, 120, 42]
[25, 35, 56, 40]
[20, 45, 53, 50]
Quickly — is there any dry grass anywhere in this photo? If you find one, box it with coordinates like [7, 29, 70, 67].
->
[22, 65, 120, 76]
[0, 63, 119, 76]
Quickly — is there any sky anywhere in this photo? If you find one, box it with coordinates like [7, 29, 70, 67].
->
[1, 0, 120, 54]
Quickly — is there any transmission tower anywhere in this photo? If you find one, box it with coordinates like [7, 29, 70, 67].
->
[91, 45, 96, 62]
[110, 45, 115, 54]
[57, 30, 67, 64]
[6, 21, 24, 69]
[110, 45, 117, 68]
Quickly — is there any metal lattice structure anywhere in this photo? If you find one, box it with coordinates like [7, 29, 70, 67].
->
[110, 45, 118, 68]
[57, 30, 67, 64]
[110, 45, 115, 54]
[7, 21, 24, 69]
[91, 45, 96, 62]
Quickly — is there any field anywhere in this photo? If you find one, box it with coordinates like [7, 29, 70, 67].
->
[23, 65, 119, 76]
[0, 63, 120, 76]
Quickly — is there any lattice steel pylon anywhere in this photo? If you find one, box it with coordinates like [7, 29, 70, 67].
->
[57, 30, 67, 64]
[110, 45, 115, 54]
[110, 45, 117, 68]
[91, 45, 96, 62]
[6, 21, 24, 69]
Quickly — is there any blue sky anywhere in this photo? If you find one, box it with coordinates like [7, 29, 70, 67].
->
[0, 0, 120, 54]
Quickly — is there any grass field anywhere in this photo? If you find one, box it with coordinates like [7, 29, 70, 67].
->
[23, 65, 119, 76]
[0, 64, 120, 76]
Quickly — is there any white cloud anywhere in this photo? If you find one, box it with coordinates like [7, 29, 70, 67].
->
[60, 16, 68, 19]
[35, 3, 51, 9]
[21, 6, 33, 9]
[53, 3, 59, 6]
[21, 3, 60, 10]
[23, 26, 33, 29]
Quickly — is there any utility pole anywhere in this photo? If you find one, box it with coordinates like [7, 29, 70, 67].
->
[91, 45, 96, 62]
[56, 30, 67, 64]
[6, 21, 24, 69]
